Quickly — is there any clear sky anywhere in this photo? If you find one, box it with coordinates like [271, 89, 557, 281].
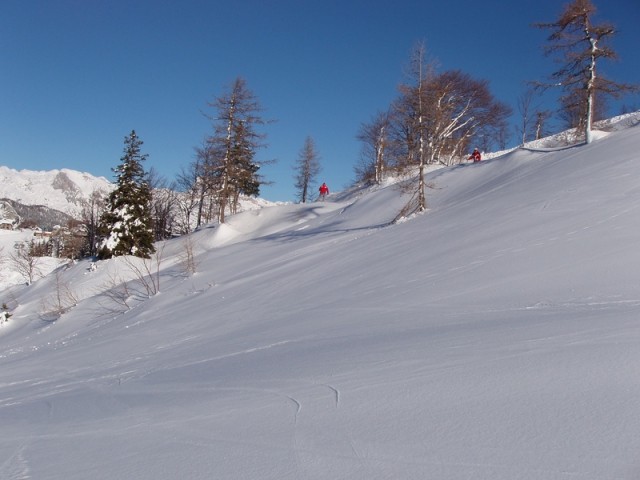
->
[1, 0, 638, 202]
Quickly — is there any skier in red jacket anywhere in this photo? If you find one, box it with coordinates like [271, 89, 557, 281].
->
[319, 182, 329, 200]
[469, 148, 481, 163]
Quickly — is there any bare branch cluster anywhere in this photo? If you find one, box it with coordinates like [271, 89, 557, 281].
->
[41, 268, 79, 321]
[178, 234, 199, 276]
[95, 244, 166, 317]
[121, 243, 166, 297]
[356, 111, 390, 186]
[98, 269, 134, 314]
[9, 241, 42, 286]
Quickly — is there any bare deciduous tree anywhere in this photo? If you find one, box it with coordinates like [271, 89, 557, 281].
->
[356, 111, 390, 185]
[535, 0, 638, 143]
[175, 161, 204, 233]
[293, 136, 322, 203]
[121, 243, 166, 297]
[147, 167, 179, 241]
[534, 110, 553, 140]
[10, 241, 42, 286]
[395, 41, 436, 212]
[189, 141, 219, 228]
[41, 268, 78, 321]
[80, 189, 107, 257]
[390, 43, 512, 215]
[96, 244, 167, 317]
[98, 269, 133, 314]
[516, 89, 538, 145]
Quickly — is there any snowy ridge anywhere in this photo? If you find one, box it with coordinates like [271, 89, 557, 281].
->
[482, 110, 640, 159]
[1, 114, 640, 479]
[521, 111, 640, 150]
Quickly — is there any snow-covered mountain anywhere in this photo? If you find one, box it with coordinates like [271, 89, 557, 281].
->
[0, 165, 280, 230]
[1, 112, 640, 479]
[0, 166, 113, 218]
[0, 200, 20, 228]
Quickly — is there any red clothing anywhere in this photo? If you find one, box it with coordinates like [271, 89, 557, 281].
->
[319, 183, 329, 195]
[469, 149, 481, 162]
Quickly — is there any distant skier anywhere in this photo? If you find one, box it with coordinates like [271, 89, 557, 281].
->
[469, 148, 481, 163]
[319, 182, 329, 201]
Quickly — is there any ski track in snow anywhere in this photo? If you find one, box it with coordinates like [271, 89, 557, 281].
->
[279, 380, 379, 476]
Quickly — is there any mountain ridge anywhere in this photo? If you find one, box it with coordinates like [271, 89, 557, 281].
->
[0, 166, 112, 218]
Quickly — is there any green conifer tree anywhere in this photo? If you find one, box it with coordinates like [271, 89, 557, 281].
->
[97, 130, 155, 259]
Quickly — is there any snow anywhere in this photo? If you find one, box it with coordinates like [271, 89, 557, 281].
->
[1, 114, 640, 479]
[0, 166, 113, 217]
[0, 229, 67, 289]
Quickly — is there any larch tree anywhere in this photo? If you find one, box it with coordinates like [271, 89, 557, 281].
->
[189, 140, 218, 228]
[535, 0, 637, 143]
[228, 119, 261, 213]
[293, 136, 322, 203]
[394, 41, 434, 213]
[203, 77, 269, 223]
[97, 130, 155, 259]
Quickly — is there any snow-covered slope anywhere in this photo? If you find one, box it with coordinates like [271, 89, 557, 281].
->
[1, 115, 640, 479]
[0, 200, 20, 227]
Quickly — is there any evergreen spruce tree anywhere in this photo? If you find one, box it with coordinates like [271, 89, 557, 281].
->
[97, 130, 155, 259]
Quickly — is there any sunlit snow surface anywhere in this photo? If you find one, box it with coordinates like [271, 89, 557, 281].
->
[2, 115, 640, 479]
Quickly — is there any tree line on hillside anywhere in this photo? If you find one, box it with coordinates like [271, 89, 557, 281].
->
[353, 0, 637, 214]
[84, 78, 270, 260]
[7, 0, 636, 269]
[357, 42, 512, 213]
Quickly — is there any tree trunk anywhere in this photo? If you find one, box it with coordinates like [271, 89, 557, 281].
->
[585, 35, 598, 144]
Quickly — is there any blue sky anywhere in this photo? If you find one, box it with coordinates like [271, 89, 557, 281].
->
[1, 0, 638, 202]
